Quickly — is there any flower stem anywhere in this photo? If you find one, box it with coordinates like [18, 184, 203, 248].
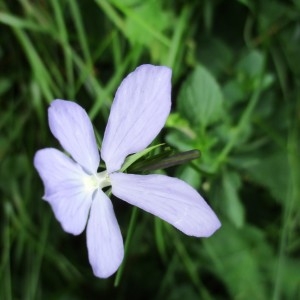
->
[114, 207, 139, 287]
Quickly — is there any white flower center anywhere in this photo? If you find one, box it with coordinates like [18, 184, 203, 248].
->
[83, 170, 111, 192]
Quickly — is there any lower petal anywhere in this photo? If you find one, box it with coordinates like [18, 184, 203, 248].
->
[87, 190, 124, 278]
[34, 148, 92, 235]
[110, 173, 221, 237]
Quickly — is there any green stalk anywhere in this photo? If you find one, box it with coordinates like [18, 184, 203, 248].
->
[215, 58, 266, 168]
[114, 207, 139, 287]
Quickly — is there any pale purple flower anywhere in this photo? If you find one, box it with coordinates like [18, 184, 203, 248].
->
[34, 64, 221, 278]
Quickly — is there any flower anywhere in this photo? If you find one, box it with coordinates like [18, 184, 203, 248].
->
[34, 64, 221, 278]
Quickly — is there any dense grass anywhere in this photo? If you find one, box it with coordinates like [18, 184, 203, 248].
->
[1, 0, 299, 299]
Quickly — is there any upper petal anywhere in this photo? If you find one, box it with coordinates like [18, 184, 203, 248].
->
[48, 99, 100, 174]
[34, 148, 92, 235]
[110, 173, 221, 237]
[101, 65, 172, 173]
[87, 190, 124, 278]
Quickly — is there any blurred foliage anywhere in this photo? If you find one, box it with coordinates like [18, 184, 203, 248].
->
[1, 0, 300, 299]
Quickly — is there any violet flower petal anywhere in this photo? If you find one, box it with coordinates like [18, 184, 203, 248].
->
[34, 148, 92, 235]
[110, 173, 221, 237]
[48, 99, 100, 174]
[101, 65, 171, 173]
[87, 190, 124, 278]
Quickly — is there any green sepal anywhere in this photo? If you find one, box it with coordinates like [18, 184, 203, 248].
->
[129, 149, 201, 172]
[120, 143, 164, 172]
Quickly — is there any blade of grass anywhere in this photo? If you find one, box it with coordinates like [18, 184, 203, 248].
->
[110, 1, 171, 47]
[69, 0, 93, 69]
[51, 0, 75, 98]
[166, 5, 191, 70]
[112, 31, 122, 69]
[24, 213, 50, 300]
[0, 202, 13, 300]
[94, 0, 126, 34]
[88, 50, 137, 120]
[13, 28, 57, 102]
[0, 12, 49, 32]
[154, 218, 167, 263]
[171, 230, 212, 300]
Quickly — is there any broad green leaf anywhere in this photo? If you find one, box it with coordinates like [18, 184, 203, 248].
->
[237, 50, 264, 78]
[223, 80, 245, 105]
[112, 0, 171, 46]
[178, 64, 223, 128]
[166, 131, 196, 152]
[203, 223, 270, 300]
[166, 112, 196, 139]
[246, 151, 289, 203]
[176, 165, 202, 189]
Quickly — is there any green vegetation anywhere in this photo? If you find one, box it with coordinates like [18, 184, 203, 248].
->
[1, 0, 299, 299]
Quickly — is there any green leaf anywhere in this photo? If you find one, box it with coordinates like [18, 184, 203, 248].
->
[178, 64, 223, 128]
[237, 50, 265, 78]
[204, 223, 270, 300]
[176, 165, 202, 189]
[223, 79, 245, 105]
[165, 112, 196, 139]
[111, 0, 171, 47]
[166, 131, 196, 152]
[245, 151, 289, 203]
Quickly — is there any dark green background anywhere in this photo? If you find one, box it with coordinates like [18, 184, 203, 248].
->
[0, 0, 299, 299]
